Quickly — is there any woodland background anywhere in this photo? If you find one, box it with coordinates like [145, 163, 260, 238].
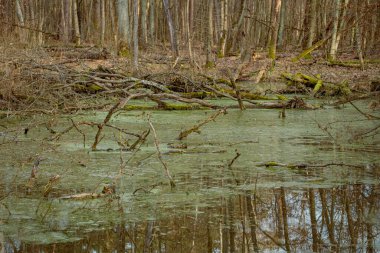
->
[1, 0, 379, 66]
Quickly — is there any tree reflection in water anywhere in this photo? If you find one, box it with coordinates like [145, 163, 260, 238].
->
[3, 184, 378, 253]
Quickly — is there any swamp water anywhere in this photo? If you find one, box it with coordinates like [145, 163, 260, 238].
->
[0, 100, 379, 252]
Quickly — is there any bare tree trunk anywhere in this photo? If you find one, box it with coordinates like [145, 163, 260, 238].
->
[15, 0, 26, 42]
[34, 0, 45, 46]
[61, 0, 72, 43]
[133, 0, 139, 68]
[117, 0, 131, 56]
[162, 0, 179, 57]
[328, 0, 341, 61]
[368, 1, 377, 52]
[186, 0, 194, 64]
[268, 0, 281, 65]
[108, 1, 117, 42]
[307, 0, 317, 48]
[15, 0, 25, 26]
[100, 0, 105, 46]
[73, 0, 81, 46]
[355, 0, 364, 70]
[230, 0, 247, 53]
[149, 0, 155, 41]
[141, 0, 148, 46]
[321, 0, 327, 38]
[278, 0, 286, 48]
[217, 0, 228, 57]
[205, 0, 215, 68]
[335, 0, 349, 52]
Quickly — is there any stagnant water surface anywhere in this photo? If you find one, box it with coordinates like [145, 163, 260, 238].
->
[0, 100, 379, 252]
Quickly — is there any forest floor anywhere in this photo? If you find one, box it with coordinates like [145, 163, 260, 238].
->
[0, 44, 379, 112]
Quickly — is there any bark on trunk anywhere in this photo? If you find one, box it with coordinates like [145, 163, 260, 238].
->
[117, 0, 131, 56]
[268, 0, 282, 65]
[162, 0, 179, 57]
[206, 0, 215, 68]
[133, 0, 139, 68]
[73, 0, 81, 46]
[100, 0, 105, 46]
[328, 0, 341, 61]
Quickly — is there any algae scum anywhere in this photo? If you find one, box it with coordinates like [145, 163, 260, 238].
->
[0, 101, 379, 252]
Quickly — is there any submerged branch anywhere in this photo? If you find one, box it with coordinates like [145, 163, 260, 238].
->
[349, 101, 380, 120]
[148, 117, 176, 188]
[257, 161, 365, 169]
[178, 108, 227, 140]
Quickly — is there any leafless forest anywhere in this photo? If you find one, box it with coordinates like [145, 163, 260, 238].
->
[1, 0, 379, 64]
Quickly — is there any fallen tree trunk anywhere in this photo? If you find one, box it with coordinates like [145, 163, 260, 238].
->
[282, 72, 351, 96]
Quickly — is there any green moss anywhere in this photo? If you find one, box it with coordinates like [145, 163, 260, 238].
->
[302, 53, 312, 59]
[292, 38, 327, 62]
[180, 92, 212, 99]
[326, 60, 379, 68]
[312, 80, 323, 94]
[164, 104, 202, 110]
[205, 61, 215, 69]
[217, 51, 224, 58]
[123, 104, 154, 111]
[118, 48, 131, 58]
[215, 79, 231, 85]
[268, 44, 276, 60]
[88, 84, 105, 92]
[265, 161, 280, 167]
[240, 92, 270, 100]
[276, 94, 288, 101]
[118, 40, 131, 57]
[123, 103, 203, 111]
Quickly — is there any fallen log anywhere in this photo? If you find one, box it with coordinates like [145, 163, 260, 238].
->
[281, 72, 351, 96]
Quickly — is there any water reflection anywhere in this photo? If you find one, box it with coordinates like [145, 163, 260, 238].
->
[2, 184, 378, 253]
[1, 105, 379, 252]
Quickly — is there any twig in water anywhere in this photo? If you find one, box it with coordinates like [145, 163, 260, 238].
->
[228, 150, 241, 168]
[148, 117, 176, 188]
[349, 101, 380, 120]
[228, 150, 241, 185]
[91, 93, 145, 150]
[178, 108, 227, 140]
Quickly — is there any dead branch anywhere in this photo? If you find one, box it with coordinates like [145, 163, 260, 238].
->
[128, 129, 150, 150]
[257, 161, 365, 169]
[230, 78, 245, 110]
[149, 93, 220, 109]
[59, 193, 104, 200]
[228, 150, 241, 185]
[349, 101, 380, 120]
[91, 93, 145, 150]
[228, 150, 241, 168]
[331, 91, 380, 106]
[178, 108, 227, 140]
[148, 117, 176, 188]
